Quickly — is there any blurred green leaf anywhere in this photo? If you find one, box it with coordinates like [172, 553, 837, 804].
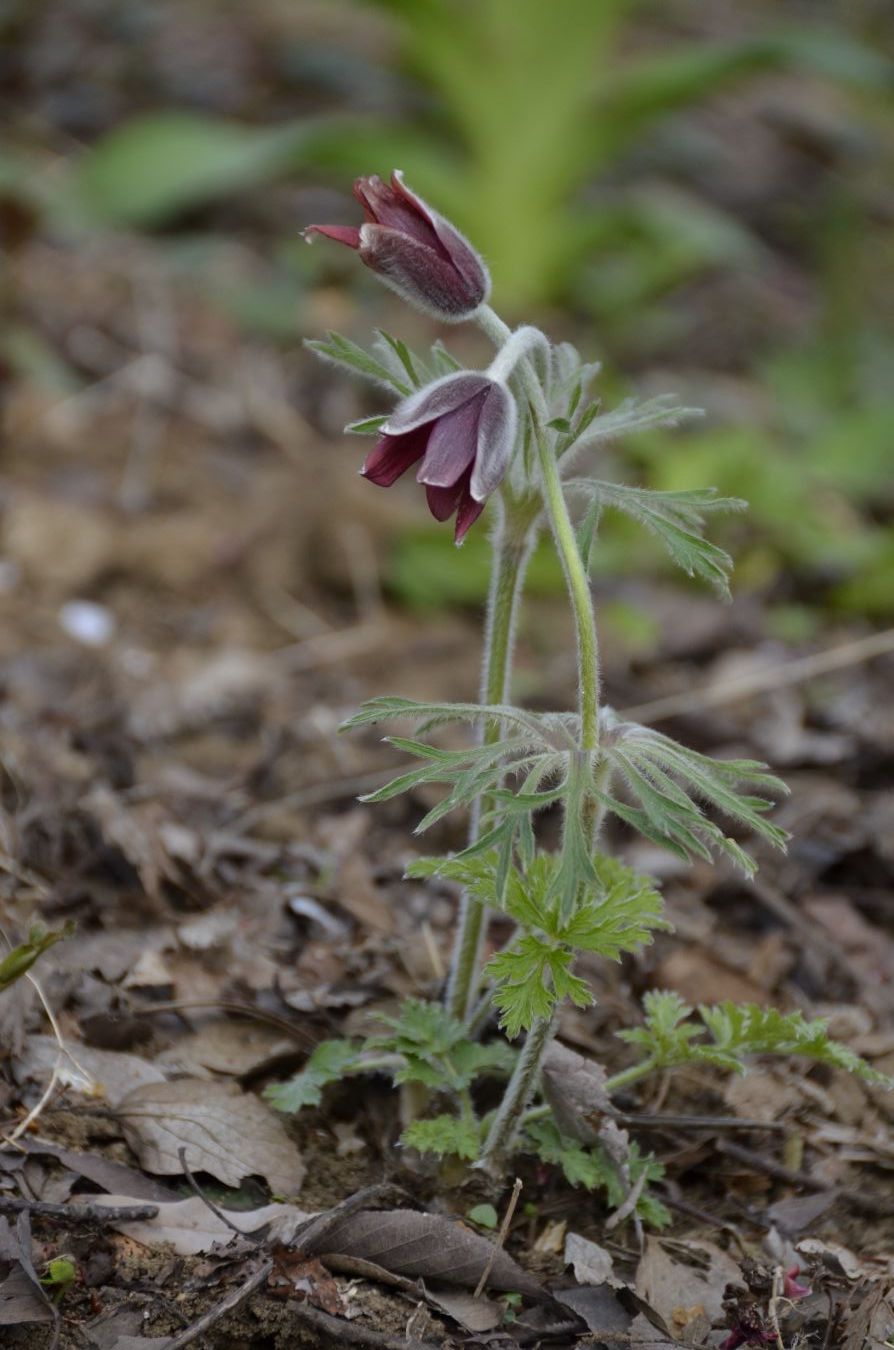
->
[74, 114, 321, 226]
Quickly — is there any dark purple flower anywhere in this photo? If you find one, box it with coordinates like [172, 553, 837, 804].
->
[305, 171, 490, 322]
[362, 372, 517, 543]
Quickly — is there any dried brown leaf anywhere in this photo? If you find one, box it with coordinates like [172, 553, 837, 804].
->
[308, 1208, 543, 1297]
[91, 1194, 313, 1255]
[115, 1079, 306, 1194]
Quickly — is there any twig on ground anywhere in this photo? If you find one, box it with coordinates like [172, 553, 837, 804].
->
[619, 1112, 787, 1132]
[135, 999, 314, 1043]
[620, 627, 894, 725]
[161, 1259, 273, 1350]
[716, 1140, 887, 1216]
[177, 1146, 263, 1245]
[0, 1197, 159, 1223]
[288, 1299, 441, 1350]
[474, 1176, 522, 1298]
[605, 1166, 647, 1234]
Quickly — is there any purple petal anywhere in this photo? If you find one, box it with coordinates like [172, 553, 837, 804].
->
[362, 426, 429, 486]
[358, 227, 485, 321]
[416, 393, 484, 488]
[454, 479, 486, 543]
[469, 381, 517, 501]
[354, 175, 438, 249]
[383, 371, 490, 436]
[303, 224, 361, 249]
[391, 171, 490, 298]
[425, 478, 465, 522]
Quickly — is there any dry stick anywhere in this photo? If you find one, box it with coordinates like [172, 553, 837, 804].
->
[0, 1197, 159, 1223]
[239, 627, 894, 821]
[473, 1176, 523, 1299]
[161, 1258, 274, 1350]
[136, 999, 314, 1044]
[621, 626, 894, 725]
[177, 1147, 264, 1245]
[715, 1140, 889, 1217]
[285, 1301, 440, 1350]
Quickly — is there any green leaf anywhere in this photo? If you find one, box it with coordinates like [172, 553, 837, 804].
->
[264, 1039, 361, 1112]
[345, 415, 389, 436]
[0, 922, 74, 991]
[567, 481, 743, 597]
[468, 1203, 499, 1229]
[402, 1114, 482, 1161]
[523, 1120, 670, 1226]
[367, 998, 515, 1091]
[75, 113, 320, 226]
[306, 332, 412, 395]
[487, 937, 592, 1038]
[561, 858, 670, 959]
[697, 1003, 892, 1087]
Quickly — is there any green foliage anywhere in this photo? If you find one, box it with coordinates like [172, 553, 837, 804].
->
[567, 482, 745, 599]
[0, 922, 74, 992]
[524, 1119, 670, 1228]
[599, 717, 789, 876]
[263, 1039, 361, 1111]
[412, 851, 668, 1038]
[73, 114, 320, 226]
[467, 1203, 499, 1229]
[488, 938, 593, 1039]
[617, 992, 891, 1087]
[402, 1114, 483, 1161]
[366, 999, 516, 1090]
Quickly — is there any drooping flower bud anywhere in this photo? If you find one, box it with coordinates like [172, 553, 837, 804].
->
[305, 172, 490, 322]
[361, 372, 517, 542]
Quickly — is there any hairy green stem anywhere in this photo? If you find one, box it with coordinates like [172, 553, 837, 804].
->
[445, 500, 534, 1020]
[478, 1013, 554, 1172]
[476, 306, 604, 1167]
[604, 1058, 659, 1093]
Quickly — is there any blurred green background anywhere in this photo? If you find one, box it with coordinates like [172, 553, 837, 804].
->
[3, 0, 893, 623]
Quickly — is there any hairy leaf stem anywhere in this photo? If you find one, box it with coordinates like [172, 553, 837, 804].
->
[477, 1013, 554, 1173]
[445, 498, 535, 1020]
[476, 305, 603, 1167]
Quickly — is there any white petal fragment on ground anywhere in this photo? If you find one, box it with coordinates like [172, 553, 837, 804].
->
[114, 1078, 306, 1194]
[90, 1195, 313, 1256]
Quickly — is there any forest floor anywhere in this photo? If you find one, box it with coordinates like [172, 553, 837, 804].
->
[2, 225, 894, 1348]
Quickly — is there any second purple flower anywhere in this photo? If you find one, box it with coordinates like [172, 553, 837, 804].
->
[362, 372, 518, 543]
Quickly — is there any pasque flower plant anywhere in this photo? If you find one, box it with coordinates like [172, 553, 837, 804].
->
[269, 173, 887, 1215]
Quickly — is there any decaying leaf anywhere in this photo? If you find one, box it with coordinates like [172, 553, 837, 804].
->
[307, 1208, 543, 1297]
[91, 1195, 313, 1256]
[17, 1035, 166, 1105]
[636, 1236, 740, 1342]
[115, 1079, 306, 1193]
[564, 1231, 617, 1286]
[541, 1041, 612, 1143]
[0, 1214, 56, 1329]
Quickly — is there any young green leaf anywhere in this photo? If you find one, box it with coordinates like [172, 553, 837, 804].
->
[487, 937, 593, 1038]
[264, 1039, 361, 1112]
[402, 1115, 482, 1161]
[305, 332, 412, 395]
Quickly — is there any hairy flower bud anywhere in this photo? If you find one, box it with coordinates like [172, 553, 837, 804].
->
[305, 171, 490, 322]
[361, 372, 517, 542]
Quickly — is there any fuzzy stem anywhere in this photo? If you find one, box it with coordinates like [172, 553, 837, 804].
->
[478, 1014, 554, 1173]
[477, 307, 603, 1167]
[445, 500, 535, 1020]
[604, 1058, 659, 1094]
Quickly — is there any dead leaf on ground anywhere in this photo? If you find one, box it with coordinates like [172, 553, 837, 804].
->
[553, 1283, 633, 1337]
[636, 1236, 741, 1344]
[23, 1139, 180, 1204]
[0, 1213, 56, 1329]
[115, 1078, 306, 1194]
[155, 1021, 296, 1079]
[541, 1041, 611, 1142]
[268, 1251, 342, 1313]
[91, 1194, 313, 1256]
[564, 1231, 617, 1286]
[16, 1035, 166, 1104]
[307, 1208, 543, 1297]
